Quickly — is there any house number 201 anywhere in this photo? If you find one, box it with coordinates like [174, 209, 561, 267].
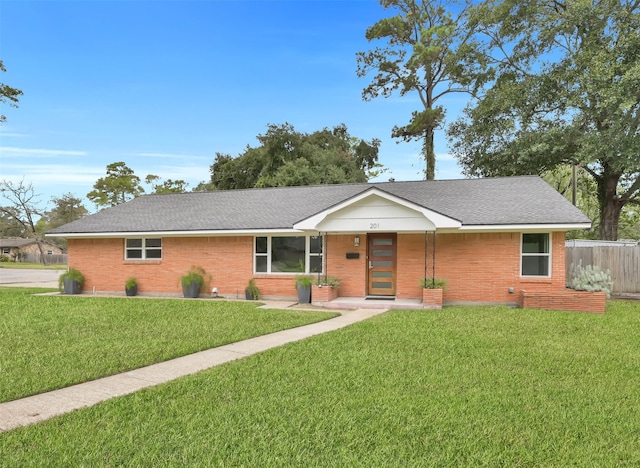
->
[370, 222, 380, 229]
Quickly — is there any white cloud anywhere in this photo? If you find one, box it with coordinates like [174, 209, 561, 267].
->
[133, 152, 210, 161]
[0, 146, 87, 158]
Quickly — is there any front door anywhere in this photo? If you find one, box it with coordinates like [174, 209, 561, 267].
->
[367, 233, 397, 296]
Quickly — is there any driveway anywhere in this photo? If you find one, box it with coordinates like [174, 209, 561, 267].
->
[0, 268, 63, 288]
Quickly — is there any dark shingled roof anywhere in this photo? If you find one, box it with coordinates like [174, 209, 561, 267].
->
[47, 176, 590, 235]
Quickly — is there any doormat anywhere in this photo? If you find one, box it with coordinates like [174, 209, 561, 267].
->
[365, 296, 396, 301]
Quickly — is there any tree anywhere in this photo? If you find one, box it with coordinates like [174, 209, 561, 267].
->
[357, 0, 480, 179]
[87, 162, 144, 208]
[0, 179, 48, 264]
[0, 60, 22, 124]
[36, 193, 89, 250]
[145, 175, 189, 194]
[204, 123, 382, 190]
[448, 0, 640, 240]
[0, 209, 25, 238]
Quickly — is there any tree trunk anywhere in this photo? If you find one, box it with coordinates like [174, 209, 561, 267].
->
[34, 237, 49, 266]
[423, 126, 435, 180]
[596, 168, 624, 241]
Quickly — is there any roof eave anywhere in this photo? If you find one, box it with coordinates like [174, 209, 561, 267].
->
[45, 228, 308, 239]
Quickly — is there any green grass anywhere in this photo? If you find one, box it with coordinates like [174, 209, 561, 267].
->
[0, 288, 337, 402]
[0, 262, 67, 270]
[2, 300, 640, 465]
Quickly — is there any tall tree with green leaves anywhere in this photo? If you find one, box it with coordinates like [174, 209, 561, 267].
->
[204, 123, 382, 190]
[448, 0, 640, 240]
[87, 162, 144, 208]
[37, 193, 89, 250]
[145, 175, 189, 194]
[357, 0, 480, 179]
[0, 60, 22, 124]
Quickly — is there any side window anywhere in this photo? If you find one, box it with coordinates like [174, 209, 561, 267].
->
[521, 233, 550, 276]
[126, 238, 162, 260]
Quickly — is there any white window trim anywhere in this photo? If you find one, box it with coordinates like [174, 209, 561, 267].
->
[254, 235, 323, 274]
[125, 237, 162, 260]
[520, 232, 551, 278]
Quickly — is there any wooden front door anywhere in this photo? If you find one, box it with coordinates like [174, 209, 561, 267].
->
[367, 233, 397, 296]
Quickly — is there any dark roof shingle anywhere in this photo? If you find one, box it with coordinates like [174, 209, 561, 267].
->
[47, 176, 590, 235]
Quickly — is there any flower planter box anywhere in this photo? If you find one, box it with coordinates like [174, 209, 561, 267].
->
[520, 289, 606, 314]
[312, 284, 338, 303]
[422, 288, 443, 309]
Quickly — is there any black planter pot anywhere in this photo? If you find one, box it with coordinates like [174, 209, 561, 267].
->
[296, 284, 312, 304]
[182, 280, 201, 298]
[125, 285, 138, 297]
[63, 277, 82, 295]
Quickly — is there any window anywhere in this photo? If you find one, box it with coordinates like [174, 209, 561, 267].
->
[2, 248, 9, 255]
[47, 250, 53, 255]
[521, 233, 550, 276]
[255, 236, 323, 274]
[125, 238, 162, 260]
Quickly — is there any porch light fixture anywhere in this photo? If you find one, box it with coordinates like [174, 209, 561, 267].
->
[354, 236, 360, 247]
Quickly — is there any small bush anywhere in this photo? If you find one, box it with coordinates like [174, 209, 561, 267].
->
[294, 275, 313, 288]
[419, 277, 447, 289]
[0, 255, 11, 262]
[569, 261, 613, 298]
[245, 279, 260, 300]
[312, 275, 341, 289]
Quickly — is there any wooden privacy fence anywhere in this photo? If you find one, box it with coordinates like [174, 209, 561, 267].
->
[565, 245, 640, 293]
[20, 253, 68, 265]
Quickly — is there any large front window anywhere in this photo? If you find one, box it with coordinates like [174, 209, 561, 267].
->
[125, 238, 162, 260]
[521, 233, 550, 276]
[255, 236, 323, 273]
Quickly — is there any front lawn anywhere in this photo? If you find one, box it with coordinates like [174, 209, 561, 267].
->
[0, 262, 67, 270]
[0, 288, 337, 402]
[2, 300, 639, 465]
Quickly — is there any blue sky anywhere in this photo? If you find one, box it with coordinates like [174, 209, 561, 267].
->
[0, 0, 466, 211]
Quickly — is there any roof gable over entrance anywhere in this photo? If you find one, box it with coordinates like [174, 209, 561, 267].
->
[294, 188, 461, 232]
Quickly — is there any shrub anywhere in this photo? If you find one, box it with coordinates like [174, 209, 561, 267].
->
[0, 255, 10, 262]
[569, 261, 613, 298]
[180, 266, 209, 288]
[245, 279, 260, 300]
[294, 275, 313, 288]
[419, 277, 447, 289]
[125, 277, 138, 289]
[58, 268, 85, 291]
[312, 275, 341, 289]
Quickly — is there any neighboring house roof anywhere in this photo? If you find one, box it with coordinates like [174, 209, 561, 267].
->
[0, 238, 42, 248]
[47, 176, 591, 237]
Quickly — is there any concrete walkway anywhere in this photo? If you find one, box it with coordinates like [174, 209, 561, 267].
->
[0, 306, 386, 433]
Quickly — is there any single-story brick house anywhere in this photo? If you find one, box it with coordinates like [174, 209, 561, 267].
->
[0, 238, 64, 261]
[47, 176, 601, 310]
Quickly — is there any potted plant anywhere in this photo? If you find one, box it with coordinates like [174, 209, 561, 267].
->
[125, 277, 138, 296]
[245, 278, 260, 300]
[180, 266, 209, 298]
[59, 268, 84, 295]
[295, 275, 313, 304]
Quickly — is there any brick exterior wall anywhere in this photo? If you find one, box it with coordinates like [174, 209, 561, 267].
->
[67, 231, 570, 305]
[520, 290, 606, 314]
